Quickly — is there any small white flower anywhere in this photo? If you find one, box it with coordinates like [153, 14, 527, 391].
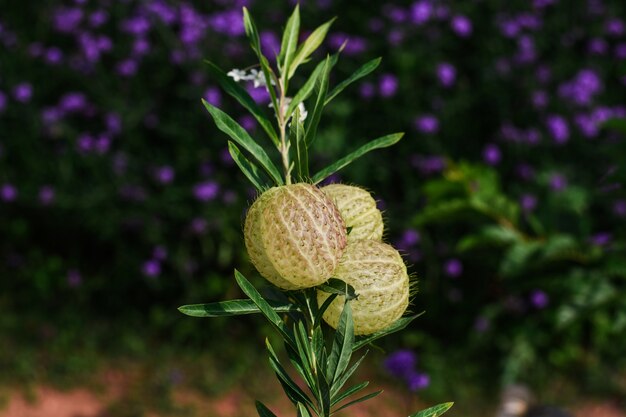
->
[227, 68, 247, 82]
[297, 102, 308, 122]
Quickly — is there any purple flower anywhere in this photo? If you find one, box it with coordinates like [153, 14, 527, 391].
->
[414, 114, 439, 134]
[220, 147, 235, 166]
[378, 74, 399, 98]
[155, 166, 175, 185]
[59, 92, 87, 113]
[146, 1, 177, 25]
[39, 186, 55, 205]
[0, 90, 7, 113]
[133, 37, 151, 56]
[613, 200, 626, 217]
[89, 10, 109, 28]
[532, 90, 549, 109]
[327, 33, 367, 55]
[121, 15, 151, 36]
[590, 232, 612, 246]
[13, 83, 33, 103]
[616, 43, 626, 60]
[53, 7, 83, 33]
[406, 372, 430, 391]
[444, 258, 463, 278]
[359, 82, 375, 99]
[520, 194, 538, 212]
[410, 1, 432, 25]
[558, 69, 602, 106]
[238, 115, 256, 131]
[545, 115, 569, 144]
[549, 173, 567, 191]
[588, 38, 608, 55]
[153, 246, 168, 261]
[411, 154, 446, 175]
[247, 85, 270, 104]
[204, 87, 222, 107]
[193, 181, 219, 201]
[605, 18, 625, 36]
[67, 269, 82, 287]
[451, 15, 472, 37]
[482, 143, 502, 165]
[436, 62, 456, 87]
[142, 259, 161, 277]
[530, 290, 549, 309]
[384, 350, 417, 378]
[574, 113, 599, 138]
[190, 217, 208, 234]
[209, 9, 245, 37]
[45, 47, 64, 65]
[402, 229, 421, 246]
[105, 112, 122, 135]
[1, 183, 17, 202]
[77, 133, 95, 153]
[260, 31, 280, 58]
[116, 59, 138, 77]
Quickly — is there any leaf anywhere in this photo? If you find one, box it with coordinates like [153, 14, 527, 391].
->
[288, 17, 337, 79]
[325, 57, 382, 104]
[297, 403, 313, 417]
[228, 142, 270, 191]
[286, 59, 326, 118]
[202, 100, 284, 185]
[312, 133, 404, 184]
[314, 293, 338, 327]
[178, 298, 298, 317]
[333, 390, 382, 413]
[409, 402, 454, 417]
[327, 301, 354, 386]
[413, 199, 473, 226]
[204, 60, 279, 146]
[255, 401, 278, 417]
[352, 314, 422, 351]
[234, 270, 296, 348]
[330, 350, 368, 398]
[304, 55, 331, 147]
[266, 339, 316, 409]
[279, 5, 300, 76]
[318, 278, 358, 300]
[331, 381, 368, 407]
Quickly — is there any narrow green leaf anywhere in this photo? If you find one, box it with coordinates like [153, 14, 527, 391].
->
[279, 5, 300, 76]
[202, 100, 284, 185]
[409, 402, 454, 417]
[314, 293, 338, 328]
[255, 401, 278, 417]
[318, 278, 358, 301]
[286, 343, 317, 393]
[288, 18, 336, 79]
[325, 57, 382, 104]
[204, 60, 279, 146]
[304, 55, 331, 147]
[228, 142, 270, 191]
[312, 133, 404, 184]
[352, 314, 422, 351]
[178, 298, 298, 318]
[327, 301, 354, 385]
[330, 350, 368, 398]
[286, 59, 326, 118]
[297, 403, 313, 417]
[234, 270, 295, 348]
[331, 381, 368, 407]
[333, 390, 382, 413]
[266, 339, 316, 409]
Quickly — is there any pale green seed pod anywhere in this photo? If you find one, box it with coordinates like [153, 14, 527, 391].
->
[322, 184, 383, 242]
[244, 183, 348, 290]
[317, 240, 409, 335]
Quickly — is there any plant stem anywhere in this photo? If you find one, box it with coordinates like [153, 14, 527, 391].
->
[276, 77, 292, 185]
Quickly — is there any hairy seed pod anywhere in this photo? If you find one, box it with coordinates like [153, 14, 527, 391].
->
[244, 183, 348, 290]
[317, 240, 409, 335]
[322, 184, 383, 242]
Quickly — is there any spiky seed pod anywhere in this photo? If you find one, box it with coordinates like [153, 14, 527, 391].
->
[317, 240, 409, 335]
[322, 184, 383, 242]
[244, 183, 348, 290]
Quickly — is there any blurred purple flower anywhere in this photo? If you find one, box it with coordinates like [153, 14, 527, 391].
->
[414, 114, 439, 134]
[533, 0, 557, 8]
[406, 372, 430, 391]
[89, 10, 109, 28]
[613, 200, 626, 217]
[328, 33, 367, 55]
[558, 69, 602, 106]
[451, 15, 472, 37]
[146, 1, 177, 26]
[220, 147, 235, 166]
[204, 87, 222, 107]
[260, 31, 280, 58]
[384, 349, 417, 378]
[45, 47, 64, 65]
[545, 115, 569, 144]
[605, 18, 625, 36]
[574, 113, 599, 138]
[153, 246, 168, 261]
[155, 166, 175, 185]
[28, 42, 44, 57]
[67, 269, 82, 287]
[530, 290, 549, 309]
[436, 62, 456, 87]
[193, 181, 219, 201]
[385, 6, 408, 23]
[410, 1, 432, 25]
[190, 217, 208, 234]
[474, 316, 490, 333]
[39, 186, 55, 205]
[444, 259, 463, 278]
[133, 37, 151, 56]
[1, 183, 17, 202]
[59, 92, 87, 113]
[532, 90, 549, 109]
[482, 143, 501, 165]
[247, 85, 270, 104]
[0, 90, 6, 113]
[516, 163, 535, 181]
[209, 9, 245, 36]
[142, 259, 161, 277]
[53, 7, 83, 33]
[116, 59, 138, 77]
[379, 74, 399, 97]
[549, 173, 567, 191]
[77, 133, 94, 153]
[238, 115, 256, 131]
[590, 232, 612, 246]
[106, 112, 122, 135]
[121, 15, 151, 36]
[359, 82, 375, 99]
[13, 83, 33, 103]
[588, 37, 608, 55]
[411, 154, 446, 175]
[402, 229, 420, 246]
[616, 43, 626, 60]
[387, 30, 404, 46]
[520, 194, 538, 212]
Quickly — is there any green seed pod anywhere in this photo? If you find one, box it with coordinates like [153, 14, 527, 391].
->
[317, 240, 409, 335]
[322, 184, 383, 242]
[244, 183, 348, 290]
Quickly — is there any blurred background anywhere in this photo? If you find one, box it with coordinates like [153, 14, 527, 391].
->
[1, 0, 626, 416]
